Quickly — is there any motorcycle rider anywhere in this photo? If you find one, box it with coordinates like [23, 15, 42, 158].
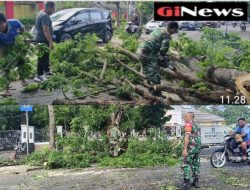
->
[240, 21, 247, 32]
[229, 118, 250, 160]
[232, 21, 237, 27]
[130, 13, 140, 33]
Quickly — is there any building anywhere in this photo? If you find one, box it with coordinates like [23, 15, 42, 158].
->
[164, 106, 226, 137]
[166, 105, 226, 127]
[0, 1, 44, 19]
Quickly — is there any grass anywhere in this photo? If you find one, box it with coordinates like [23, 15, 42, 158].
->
[213, 168, 249, 188]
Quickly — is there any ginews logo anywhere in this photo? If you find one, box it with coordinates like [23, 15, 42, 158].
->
[154, 2, 248, 21]
[156, 6, 244, 17]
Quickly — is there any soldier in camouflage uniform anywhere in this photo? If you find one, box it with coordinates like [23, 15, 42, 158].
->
[181, 112, 201, 190]
[137, 21, 179, 92]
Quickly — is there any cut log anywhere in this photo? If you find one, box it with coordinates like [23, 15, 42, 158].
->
[235, 74, 250, 103]
[113, 45, 139, 62]
[125, 79, 170, 105]
[142, 81, 235, 103]
[206, 67, 249, 89]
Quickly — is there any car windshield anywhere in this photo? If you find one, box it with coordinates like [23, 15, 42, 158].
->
[50, 10, 77, 22]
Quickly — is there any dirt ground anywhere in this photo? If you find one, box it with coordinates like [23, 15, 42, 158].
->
[0, 148, 250, 190]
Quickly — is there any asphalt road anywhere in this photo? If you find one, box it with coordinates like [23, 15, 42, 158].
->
[0, 147, 250, 190]
[0, 158, 249, 190]
[140, 23, 250, 41]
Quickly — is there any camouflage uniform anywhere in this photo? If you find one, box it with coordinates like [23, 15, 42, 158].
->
[181, 121, 201, 180]
[137, 28, 171, 84]
[109, 126, 121, 157]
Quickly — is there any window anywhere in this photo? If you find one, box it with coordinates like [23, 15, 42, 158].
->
[68, 16, 76, 25]
[23, 132, 26, 139]
[102, 11, 109, 19]
[76, 12, 89, 23]
[90, 11, 102, 21]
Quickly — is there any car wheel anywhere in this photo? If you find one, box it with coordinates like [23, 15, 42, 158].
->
[60, 33, 72, 42]
[102, 30, 112, 43]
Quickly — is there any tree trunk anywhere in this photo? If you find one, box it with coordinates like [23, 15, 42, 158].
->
[235, 74, 250, 103]
[48, 105, 55, 149]
[52, 45, 250, 105]
[116, 2, 121, 27]
[139, 9, 143, 26]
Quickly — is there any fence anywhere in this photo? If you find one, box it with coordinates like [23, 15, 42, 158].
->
[0, 130, 21, 150]
[0, 128, 49, 151]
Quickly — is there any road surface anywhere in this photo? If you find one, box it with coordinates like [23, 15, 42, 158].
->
[0, 148, 249, 190]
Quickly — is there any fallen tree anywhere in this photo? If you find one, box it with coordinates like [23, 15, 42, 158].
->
[52, 48, 249, 105]
[1, 29, 249, 105]
[50, 29, 249, 105]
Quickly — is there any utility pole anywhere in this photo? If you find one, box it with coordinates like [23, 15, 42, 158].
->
[26, 110, 29, 155]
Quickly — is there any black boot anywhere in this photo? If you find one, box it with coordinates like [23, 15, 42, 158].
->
[149, 87, 162, 97]
[181, 179, 191, 190]
[193, 178, 200, 188]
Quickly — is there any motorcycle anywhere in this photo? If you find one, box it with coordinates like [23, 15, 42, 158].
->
[240, 23, 246, 32]
[211, 135, 250, 168]
[125, 22, 142, 37]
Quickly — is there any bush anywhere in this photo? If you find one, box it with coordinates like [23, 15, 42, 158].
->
[46, 150, 65, 168]
[23, 148, 50, 166]
[22, 83, 40, 93]
[24, 136, 181, 169]
[99, 137, 181, 168]
[24, 135, 109, 169]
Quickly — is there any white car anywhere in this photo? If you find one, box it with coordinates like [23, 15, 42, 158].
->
[145, 20, 168, 34]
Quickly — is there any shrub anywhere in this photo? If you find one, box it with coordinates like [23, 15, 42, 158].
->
[99, 137, 181, 168]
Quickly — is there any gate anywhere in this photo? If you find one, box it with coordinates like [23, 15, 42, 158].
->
[0, 130, 21, 150]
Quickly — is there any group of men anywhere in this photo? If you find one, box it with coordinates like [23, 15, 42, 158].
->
[0, 0, 179, 96]
[0, 1, 55, 94]
[180, 114, 250, 190]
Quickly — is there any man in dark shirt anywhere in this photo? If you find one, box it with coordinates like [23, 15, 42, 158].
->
[34, 1, 55, 82]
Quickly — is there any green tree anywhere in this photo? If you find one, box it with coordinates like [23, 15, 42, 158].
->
[0, 106, 21, 131]
[55, 1, 95, 10]
[29, 105, 49, 129]
[196, 105, 250, 124]
[135, 2, 154, 25]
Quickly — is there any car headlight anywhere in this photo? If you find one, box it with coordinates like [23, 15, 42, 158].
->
[53, 25, 63, 31]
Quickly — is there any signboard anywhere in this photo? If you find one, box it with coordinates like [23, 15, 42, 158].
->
[20, 105, 33, 112]
[200, 126, 228, 144]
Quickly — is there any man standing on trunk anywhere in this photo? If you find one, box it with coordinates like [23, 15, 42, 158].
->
[137, 21, 179, 95]
[181, 112, 201, 190]
[34, 1, 55, 82]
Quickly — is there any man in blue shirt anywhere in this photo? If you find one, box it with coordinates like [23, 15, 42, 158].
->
[0, 13, 26, 94]
[230, 118, 250, 160]
[0, 13, 24, 45]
